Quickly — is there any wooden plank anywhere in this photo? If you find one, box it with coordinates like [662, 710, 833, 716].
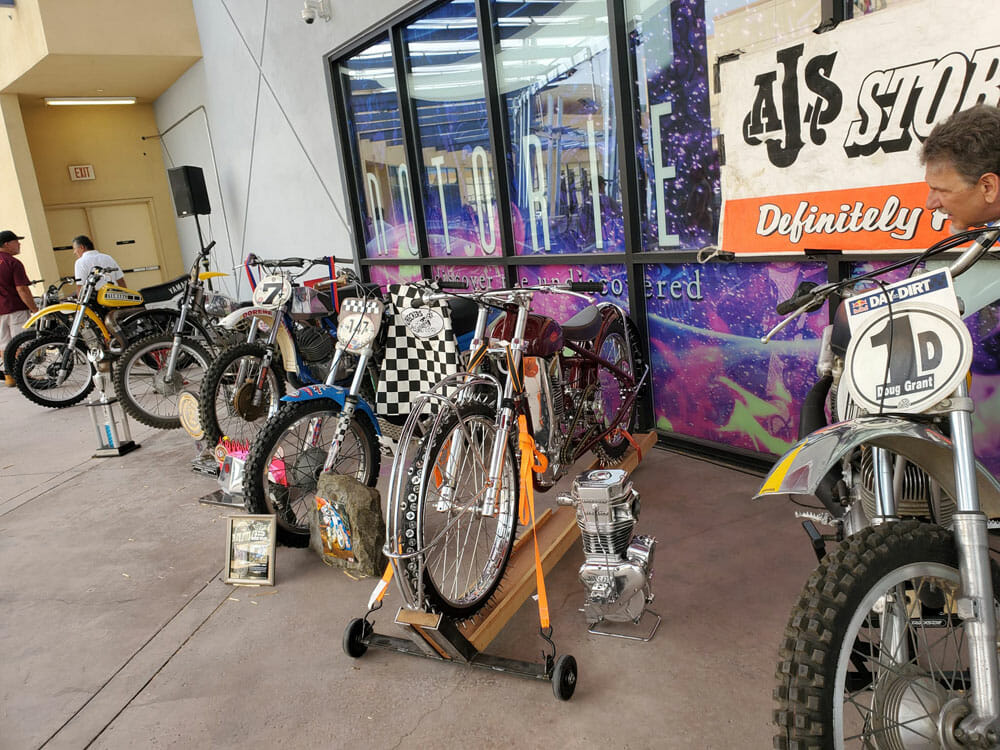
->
[463, 431, 658, 652]
[466, 505, 580, 652]
[588, 430, 658, 473]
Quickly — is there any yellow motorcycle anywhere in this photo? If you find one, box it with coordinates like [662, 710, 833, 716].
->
[12, 266, 195, 408]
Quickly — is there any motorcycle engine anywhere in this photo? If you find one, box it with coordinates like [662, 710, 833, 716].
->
[559, 469, 655, 625]
[295, 324, 335, 382]
[858, 447, 956, 527]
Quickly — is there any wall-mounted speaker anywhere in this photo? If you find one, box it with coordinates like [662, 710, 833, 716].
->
[167, 165, 211, 217]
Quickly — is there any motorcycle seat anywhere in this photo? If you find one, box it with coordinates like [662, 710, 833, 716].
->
[447, 296, 478, 336]
[338, 283, 382, 300]
[561, 304, 602, 341]
[139, 275, 188, 303]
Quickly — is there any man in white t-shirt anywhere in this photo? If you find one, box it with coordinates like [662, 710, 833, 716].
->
[72, 235, 125, 293]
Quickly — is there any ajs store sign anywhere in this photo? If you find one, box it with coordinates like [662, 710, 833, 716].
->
[717, 0, 1000, 254]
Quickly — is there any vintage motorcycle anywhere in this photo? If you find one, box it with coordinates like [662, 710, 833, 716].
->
[3, 276, 76, 376]
[241, 276, 476, 547]
[383, 282, 647, 619]
[112, 240, 244, 429]
[759, 226, 1000, 748]
[197, 255, 343, 447]
[12, 266, 197, 408]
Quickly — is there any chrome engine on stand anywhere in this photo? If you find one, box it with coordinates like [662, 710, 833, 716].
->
[558, 468, 660, 640]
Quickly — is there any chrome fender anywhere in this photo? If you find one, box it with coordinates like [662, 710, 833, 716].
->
[281, 384, 381, 436]
[757, 415, 1000, 517]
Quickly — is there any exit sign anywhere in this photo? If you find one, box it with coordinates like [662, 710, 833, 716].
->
[69, 164, 95, 181]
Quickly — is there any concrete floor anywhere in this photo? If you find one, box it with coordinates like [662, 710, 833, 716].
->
[0, 382, 820, 749]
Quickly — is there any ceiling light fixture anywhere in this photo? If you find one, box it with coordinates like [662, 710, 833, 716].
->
[44, 96, 137, 106]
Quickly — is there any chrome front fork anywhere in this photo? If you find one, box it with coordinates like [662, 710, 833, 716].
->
[163, 291, 193, 379]
[321, 348, 367, 474]
[949, 380, 1000, 740]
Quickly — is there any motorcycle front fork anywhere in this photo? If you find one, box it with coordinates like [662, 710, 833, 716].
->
[321, 349, 367, 474]
[163, 292, 193, 379]
[873, 380, 1000, 741]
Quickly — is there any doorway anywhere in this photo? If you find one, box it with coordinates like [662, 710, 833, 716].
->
[45, 200, 167, 290]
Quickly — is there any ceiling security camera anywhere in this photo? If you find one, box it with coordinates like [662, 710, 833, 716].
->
[300, 0, 330, 24]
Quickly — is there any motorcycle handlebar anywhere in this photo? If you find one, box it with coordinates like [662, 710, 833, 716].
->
[568, 281, 603, 293]
[436, 280, 466, 290]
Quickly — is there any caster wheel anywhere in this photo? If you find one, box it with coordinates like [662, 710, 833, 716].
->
[343, 618, 372, 659]
[552, 654, 577, 701]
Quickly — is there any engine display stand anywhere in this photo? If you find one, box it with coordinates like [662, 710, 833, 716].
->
[343, 431, 658, 701]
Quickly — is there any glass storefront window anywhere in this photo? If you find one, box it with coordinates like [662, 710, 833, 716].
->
[645, 260, 826, 452]
[339, 37, 421, 260]
[432, 264, 506, 291]
[518, 263, 629, 320]
[493, 0, 624, 256]
[368, 264, 423, 292]
[403, 1, 502, 259]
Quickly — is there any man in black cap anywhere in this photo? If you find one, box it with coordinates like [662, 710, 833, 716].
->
[0, 230, 39, 386]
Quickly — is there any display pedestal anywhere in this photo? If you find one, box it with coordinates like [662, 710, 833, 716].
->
[87, 357, 140, 458]
[343, 431, 658, 700]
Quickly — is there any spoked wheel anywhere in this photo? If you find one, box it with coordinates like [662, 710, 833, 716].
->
[198, 342, 285, 447]
[774, 520, 1000, 749]
[243, 398, 380, 547]
[114, 332, 212, 429]
[13, 334, 95, 408]
[593, 315, 645, 464]
[401, 401, 518, 619]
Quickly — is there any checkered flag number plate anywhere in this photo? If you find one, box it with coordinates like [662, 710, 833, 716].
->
[376, 284, 462, 416]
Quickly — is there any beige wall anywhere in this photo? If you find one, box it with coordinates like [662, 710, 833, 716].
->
[1, 0, 200, 95]
[0, 1, 48, 93]
[0, 94, 56, 285]
[19, 99, 183, 281]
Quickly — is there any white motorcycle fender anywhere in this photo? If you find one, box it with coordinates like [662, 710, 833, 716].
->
[217, 306, 297, 374]
[756, 415, 1000, 518]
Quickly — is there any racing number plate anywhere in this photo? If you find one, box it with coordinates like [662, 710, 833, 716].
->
[252, 274, 292, 308]
[844, 300, 972, 414]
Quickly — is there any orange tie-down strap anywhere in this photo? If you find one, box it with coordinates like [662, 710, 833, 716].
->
[614, 427, 643, 462]
[517, 414, 550, 630]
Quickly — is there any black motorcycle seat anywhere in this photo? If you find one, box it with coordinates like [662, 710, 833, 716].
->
[447, 297, 478, 336]
[338, 283, 382, 300]
[562, 305, 602, 341]
[139, 275, 188, 303]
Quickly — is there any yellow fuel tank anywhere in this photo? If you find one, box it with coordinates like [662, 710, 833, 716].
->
[97, 284, 144, 307]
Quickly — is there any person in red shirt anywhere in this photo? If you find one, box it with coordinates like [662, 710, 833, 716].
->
[0, 230, 39, 386]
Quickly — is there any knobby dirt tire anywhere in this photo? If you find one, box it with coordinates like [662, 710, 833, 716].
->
[114, 332, 213, 430]
[774, 519, 1000, 749]
[13, 333, 95, 408]
[243, 398, 380, 547]
[198, 342, 285, 448]
[401, 401, 518, 619]
[593, 314, 646, 464]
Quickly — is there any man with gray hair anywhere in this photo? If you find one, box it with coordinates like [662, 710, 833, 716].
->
[921, 104, 1000, 233]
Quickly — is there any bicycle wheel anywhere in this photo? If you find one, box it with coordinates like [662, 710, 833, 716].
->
[198, 342, 285, 447]
[402, 401, 518, 619]
[774, 520, 1000, 749]
[593, 314, 645, 464]
[243, 398, 380, 547]
[114, 332, 212, 429]
[13, 333, 95, 408]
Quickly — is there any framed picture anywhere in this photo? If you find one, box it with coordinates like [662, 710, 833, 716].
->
[224, 515, 276, 586]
